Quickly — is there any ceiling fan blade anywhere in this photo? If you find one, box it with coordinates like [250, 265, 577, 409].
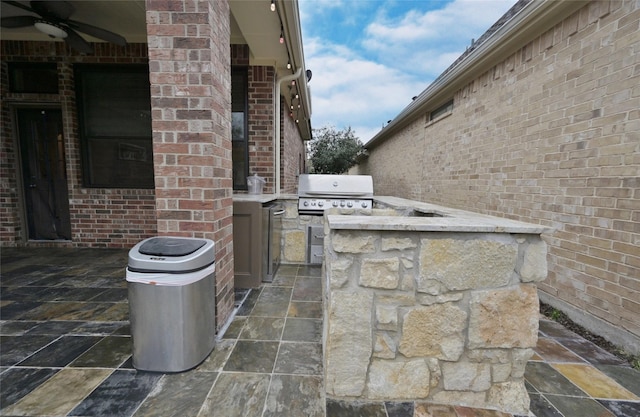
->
[1, 15, 37, 28]
[64, 27, 93, 54]
[67, 20, 126, 46]
[30, 0, 74, 20]
[2, 1, 37, 14]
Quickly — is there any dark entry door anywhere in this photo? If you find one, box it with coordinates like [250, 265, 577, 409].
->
[17, 108, 71, 240]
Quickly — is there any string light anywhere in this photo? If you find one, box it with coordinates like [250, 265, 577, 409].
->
[279, 30, 284, 44]
[287, 62, 291, 70]
[270, 0, 276, 12]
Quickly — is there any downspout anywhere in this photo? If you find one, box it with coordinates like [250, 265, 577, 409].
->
[275, 67, 302, 195]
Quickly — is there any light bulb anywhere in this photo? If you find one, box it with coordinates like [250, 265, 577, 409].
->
[270, 0, 276, 12]
[287, 62, 291, 69]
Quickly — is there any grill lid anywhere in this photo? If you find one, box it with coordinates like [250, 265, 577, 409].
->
[298, 174, 373, 197]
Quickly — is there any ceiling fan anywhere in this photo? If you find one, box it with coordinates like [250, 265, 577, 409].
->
[1, 0, 127, 54]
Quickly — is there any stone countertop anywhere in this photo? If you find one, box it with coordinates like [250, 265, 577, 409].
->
[232, 193, 298, 203]
[232, 194, 279, 204]
[326, 195, 552, 234]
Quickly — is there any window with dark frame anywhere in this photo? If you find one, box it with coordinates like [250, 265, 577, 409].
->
[429, 99, 454, 122]
[8, 62, 59, 94]
[232, 67, 249, 190]
[74, 64, 153, 188]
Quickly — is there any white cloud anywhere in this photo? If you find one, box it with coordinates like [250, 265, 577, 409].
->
[363, 0, 516, 77]
[305, 38, 426, 142]
[301, 0, 517, 142]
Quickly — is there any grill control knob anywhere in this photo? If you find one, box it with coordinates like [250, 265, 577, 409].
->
[340, 201, 346, 207]
[347, 201, 353, 208]
[332, 201, 338, 207]
[303, 201, 309, 206]
[361, 202, 369, 208]
[318, 201, 324, 207]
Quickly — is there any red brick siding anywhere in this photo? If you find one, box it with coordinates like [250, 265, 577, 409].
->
[281, 98, 307, 193]
[146, 0, 234, 329]
[247, 65, 276, 193]
[0, 41, 157, 248]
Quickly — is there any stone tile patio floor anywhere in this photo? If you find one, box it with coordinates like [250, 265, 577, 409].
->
[1, 248, 638, 416]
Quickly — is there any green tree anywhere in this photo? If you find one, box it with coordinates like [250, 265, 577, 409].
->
[309, 126, 364, 174]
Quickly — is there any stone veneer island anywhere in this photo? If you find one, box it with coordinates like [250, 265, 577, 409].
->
[322, 196, 552, 415]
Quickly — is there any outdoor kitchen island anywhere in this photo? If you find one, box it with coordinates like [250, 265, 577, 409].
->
[320, 196, 552, 415]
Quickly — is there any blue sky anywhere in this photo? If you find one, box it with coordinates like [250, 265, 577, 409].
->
[299, 0, 517, 143]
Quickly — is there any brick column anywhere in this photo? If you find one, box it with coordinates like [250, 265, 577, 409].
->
[146, 0, 234, 329]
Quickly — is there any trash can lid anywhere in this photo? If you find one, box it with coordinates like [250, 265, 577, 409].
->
[139, 237, 206, 257]
[128, 237, 215, 273]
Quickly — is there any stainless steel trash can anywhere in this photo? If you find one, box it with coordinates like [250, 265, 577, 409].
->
[126, 236, 215, 372]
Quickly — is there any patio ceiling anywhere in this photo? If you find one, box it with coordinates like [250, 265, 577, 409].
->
[0, 1, 148, 43]
[1, 0, 312, 137]
[1, 1, 294, 73]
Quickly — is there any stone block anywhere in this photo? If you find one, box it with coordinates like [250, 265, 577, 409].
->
[492, 363, 513, 382]
[511, 348, 534, 378]
[468, 285, 539, 349]
[374, 332, 396, 359]
[377, 293, 417, 306]
[376, 305, 398, 328]
[487, 381, 530, 415]
[467, 349, 510, 363]
[382, 237, 417, 251]
[360, 258, 400, 289]
[332, 231, 376, 253]
[328, 257, 353, 289]
[284, 230, 306, 263]
[426, 358, 441, 388]
[399, 304, 467, 360]
[325, 291, 373, 396]
[442, 362, 491, 391]
[415, 278, 446, 295]
[419, 237, 518, 291]
[416, 292, 463, 306]
[367, 359, 430, 399]
[519, 239, 548, 282]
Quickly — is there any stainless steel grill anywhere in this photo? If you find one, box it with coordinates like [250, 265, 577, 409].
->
[297, 174, 373, 215]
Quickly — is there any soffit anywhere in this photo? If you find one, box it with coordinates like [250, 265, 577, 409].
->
[228, 0, 289, 71]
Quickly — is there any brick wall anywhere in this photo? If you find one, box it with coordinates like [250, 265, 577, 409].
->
[147, 0, 234, 330]
[0, 41, 157, 248]
[281, 98, 307, 193]
[247, 65, 276, 193]
[361, 0, 639, 353]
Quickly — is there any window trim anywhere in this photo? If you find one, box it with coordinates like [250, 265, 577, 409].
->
[427, 99, 454, 125]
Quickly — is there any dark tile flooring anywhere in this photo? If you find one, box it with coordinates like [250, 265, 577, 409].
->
[1, 247, 639, 417]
